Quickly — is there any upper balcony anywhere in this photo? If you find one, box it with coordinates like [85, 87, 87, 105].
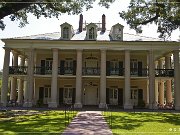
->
[155, 69, 174, 77]
[8, 66, 174, 78]
[9, 66, 27, 75]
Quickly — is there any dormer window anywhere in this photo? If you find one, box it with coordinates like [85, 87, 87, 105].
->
[60, 22, 74, 40]
[86, 23, 98, 40]
[63, 27, 69, 39]
[89, 27, 95, 39]
[110, 23, 124, 41]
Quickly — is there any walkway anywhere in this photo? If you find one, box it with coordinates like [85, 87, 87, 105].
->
[63, 111, 112, 135]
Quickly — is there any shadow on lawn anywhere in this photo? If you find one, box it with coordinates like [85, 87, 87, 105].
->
[0, 111, 69, 134]
[110, 112, 180, 131]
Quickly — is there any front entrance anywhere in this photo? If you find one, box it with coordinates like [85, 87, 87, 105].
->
[84, 86, 98, 105]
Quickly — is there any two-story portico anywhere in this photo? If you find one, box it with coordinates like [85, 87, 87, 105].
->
[1, 14, 180, 110]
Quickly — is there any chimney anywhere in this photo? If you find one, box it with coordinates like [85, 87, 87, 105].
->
[79, 14, 83, 32]
[102, 14, 106, 32]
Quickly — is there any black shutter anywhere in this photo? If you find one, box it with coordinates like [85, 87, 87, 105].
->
[106, 61, 110, 76]
[118, 88, 123, 106]
[138, 61, 142, 76]
[73, 60, 76, 75]
[41, 60, 45, 75]
[119, 61, 123, 76]
[39, 87, 44, 100]
[138, 89, 143, 100]
[72, 88, 76, 104]
[60, 60, 65, 75]
[59, 88, 64, 104]
[106, 88, 109, 104]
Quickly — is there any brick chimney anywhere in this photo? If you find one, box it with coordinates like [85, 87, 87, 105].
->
[79, 14, 83, 32]
[102, 14, 106, 32]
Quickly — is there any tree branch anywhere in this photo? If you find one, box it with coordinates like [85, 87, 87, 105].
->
[0, 0, 36, 20]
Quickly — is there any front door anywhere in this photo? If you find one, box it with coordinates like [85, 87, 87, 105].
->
[109, 88, 118, 105]
[84, 86, 98, 105]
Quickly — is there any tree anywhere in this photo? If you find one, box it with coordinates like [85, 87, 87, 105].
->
[0, 0, 115, 30]
[119, 0, 180, 39]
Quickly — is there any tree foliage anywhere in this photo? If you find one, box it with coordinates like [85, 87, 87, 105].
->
[119, 0, 180, 39]
[0, 0, 115, 30]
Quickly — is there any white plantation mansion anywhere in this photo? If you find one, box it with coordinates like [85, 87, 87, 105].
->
[0, 14, 180, 110]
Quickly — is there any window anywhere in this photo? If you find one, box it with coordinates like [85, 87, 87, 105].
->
[44, 87, 51, 98]
[115, 27, 122, 40]
[63, 27, 69, 39]
[45, 59, 53, 74]
[130, 59, 138, 75]
[64, 59, 73, 74]
[64, 87, 73, 104]
[109, 88, 118, 99]
[89, 27, 95, 39]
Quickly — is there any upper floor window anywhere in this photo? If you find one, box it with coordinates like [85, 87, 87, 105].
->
[89, 27, 95, 39]
[63, 27, 69, 39]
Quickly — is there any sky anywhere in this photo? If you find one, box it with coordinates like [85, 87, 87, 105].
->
[0, 0, 179, 70]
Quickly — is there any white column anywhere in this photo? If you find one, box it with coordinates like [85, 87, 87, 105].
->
[49, 48, 58, 108]
[124, 50, 133, 109]
[155, 80, 158, 104]
[148, 50, 157, 109]
[17, 56, 25, 105]
[1, 48, 11, 106]
[99, 49, 107, 108]
[10, 51, 18, 101]
[174, 51, 180, 110]
[165, 54, 172, 104]
[158, 58, 164, 105]
[23, 48, 34, 107]
[74, 49, 83, 108]
[154, 61, 158, 104]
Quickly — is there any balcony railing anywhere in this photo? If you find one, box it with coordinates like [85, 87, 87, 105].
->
[155, 69, 174, 77]
[34, 66, 52, 75]
[83, 67, 100, 75]
[130, 68, 148, 77]
[9, 66, 27, 75]
[58, 67, 75, 75]
[110, 68, 124, 76]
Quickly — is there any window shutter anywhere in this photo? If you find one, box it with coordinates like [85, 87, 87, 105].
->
[60, 60, 65, 75]
[39, 87, 44, 100]
[138, 89, 143, 100]
[106, 88, 109, 104]
[118, 88, 123, 106]
[106, 61, 110, 76]
[119, 61, 123, 76]
[59, 88, 64, 104]
[72, 88, 76, 104]
[41, 60, 45, 75]
[138, 61, 142, 76]
[73, 60, 76, 75]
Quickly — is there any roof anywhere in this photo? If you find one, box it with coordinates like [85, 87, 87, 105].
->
[10, 30, 164, 41]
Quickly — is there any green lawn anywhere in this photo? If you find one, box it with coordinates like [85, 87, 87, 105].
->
[0, 110, 77, 135]
[103, 111, 180, 135]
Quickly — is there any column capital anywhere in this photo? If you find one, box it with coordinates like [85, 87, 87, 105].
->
[76, 49, 83, 52]
[100, 48, 107, 52]
[165, 53, 172, 58]
[3, 47, 11, 52]
[52, 48, 59, 51]
[12, 50, 19, 56]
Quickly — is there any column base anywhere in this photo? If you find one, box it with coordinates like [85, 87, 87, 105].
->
[175, 106, 180, 111]
[148, 103, 158, 109]
[124, 104, 133, 109]
[0, 102, 7, 107]
[99, 103, 107, 109]
[74, 103, 82, 108]
[23, 102, 33, 107]
[48, 102, 58, 108]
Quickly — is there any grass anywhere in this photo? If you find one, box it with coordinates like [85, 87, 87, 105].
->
[103, 111, 180, 135]
[0, 110, 77, 135]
